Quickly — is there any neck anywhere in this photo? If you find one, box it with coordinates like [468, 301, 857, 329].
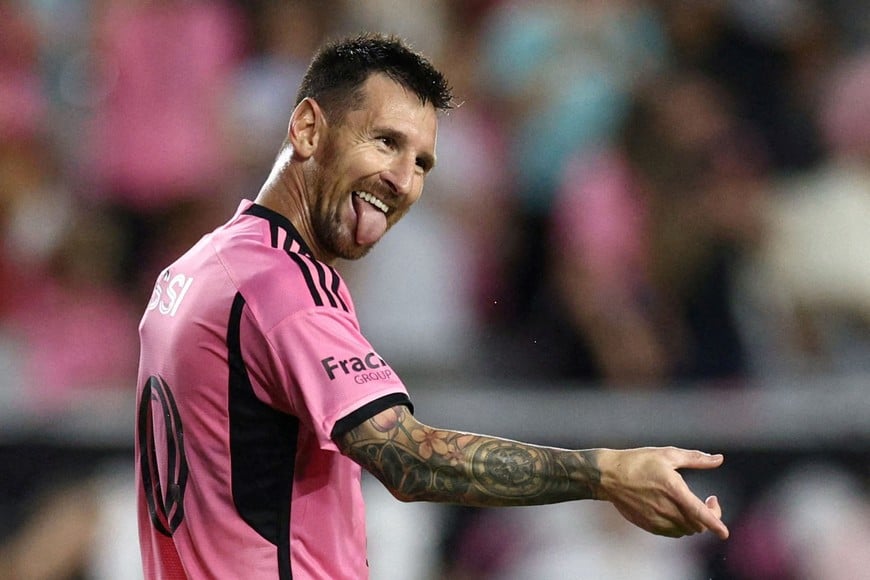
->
[254, 149, 330, 263]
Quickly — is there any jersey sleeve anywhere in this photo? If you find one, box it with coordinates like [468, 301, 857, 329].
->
[265, 308, 411, 451]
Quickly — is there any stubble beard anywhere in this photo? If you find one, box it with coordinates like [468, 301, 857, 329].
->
[310, 170, 374, 262]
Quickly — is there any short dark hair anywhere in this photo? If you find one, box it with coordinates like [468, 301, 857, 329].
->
[295, 32, 454, 122]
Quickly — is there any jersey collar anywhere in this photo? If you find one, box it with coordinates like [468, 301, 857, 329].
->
[243, 203, 315, 257]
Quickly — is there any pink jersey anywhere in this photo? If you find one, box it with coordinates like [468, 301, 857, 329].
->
[135, 200, 411, 579]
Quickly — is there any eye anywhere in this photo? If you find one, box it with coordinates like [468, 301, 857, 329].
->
[416, 157, 433, 173]
[377, 136, 396, 149]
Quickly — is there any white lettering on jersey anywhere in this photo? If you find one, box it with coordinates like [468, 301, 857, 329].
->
[147, 268, 194, 317]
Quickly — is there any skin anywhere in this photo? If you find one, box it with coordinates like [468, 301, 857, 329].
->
[256, 73, 436, 264]
[340, 405, 728, 540]
[256, 72, 729, 541]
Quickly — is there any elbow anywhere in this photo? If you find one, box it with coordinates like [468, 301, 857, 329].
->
[360, 465, 416, 503]
[376, 472, 432, 504]
[389, 488, 416, 503]
[380, 477, 419, 503]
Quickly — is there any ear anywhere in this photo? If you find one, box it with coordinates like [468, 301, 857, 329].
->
[286, 97, 325, 160]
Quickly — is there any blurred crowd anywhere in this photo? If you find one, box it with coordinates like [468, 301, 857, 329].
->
[1, 0, 869, 578]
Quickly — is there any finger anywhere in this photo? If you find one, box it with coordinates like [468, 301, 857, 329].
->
[710, 518, 730, 540]
[671, 481, 726, 537]
[696, 497, 729, 540]
[684, 498, 710, 534]
[665, 481, 709, 534]
[704, 495, 729, 539]
[705, 495, 722, 519]
[676, 497, 723, 537]
[674, 450, 725, 470]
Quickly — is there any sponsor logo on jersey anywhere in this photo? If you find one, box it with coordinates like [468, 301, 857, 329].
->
[321, 352, 393, 383]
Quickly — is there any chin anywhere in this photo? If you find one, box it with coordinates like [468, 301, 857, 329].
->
[319, 232, 375, 262]
[339, 243, 375, 261]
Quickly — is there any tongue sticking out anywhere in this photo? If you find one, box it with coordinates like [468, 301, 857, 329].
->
[352, 195, 388, 246]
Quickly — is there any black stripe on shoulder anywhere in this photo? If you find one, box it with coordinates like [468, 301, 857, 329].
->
[287, 253, 323, 307]
[244, 203, 347, 313]
[331, 393, 414, 442]
[244, 203, 314, 257]
[311, 260, 339, 309]
[327, 265, 349, 312]
[286, 252, 350, 312]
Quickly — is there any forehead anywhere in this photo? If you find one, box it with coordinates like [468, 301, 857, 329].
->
[349, 73, 438, 143]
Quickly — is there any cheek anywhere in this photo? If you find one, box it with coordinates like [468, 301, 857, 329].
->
[395, 181, 424, 215]
[407, 182, 425, 207]
[388, 203, 414, 228]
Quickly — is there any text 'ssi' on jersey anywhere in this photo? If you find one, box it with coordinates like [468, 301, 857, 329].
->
[135, 200, 412, 579]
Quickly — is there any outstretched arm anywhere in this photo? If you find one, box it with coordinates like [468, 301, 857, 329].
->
[338, 405, 729, 539]
[339, 404, 602, 506]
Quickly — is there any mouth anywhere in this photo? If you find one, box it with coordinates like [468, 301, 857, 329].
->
[350, 190, 391, 247]
[353, 191, 390, 214]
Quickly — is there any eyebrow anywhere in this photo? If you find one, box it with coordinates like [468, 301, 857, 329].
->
[376, 127, 436, 172]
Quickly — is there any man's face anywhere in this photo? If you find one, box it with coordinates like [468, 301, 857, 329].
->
[309, 73, 438, 261]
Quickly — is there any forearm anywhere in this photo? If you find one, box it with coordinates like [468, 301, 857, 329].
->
[340, 406, 602, 507]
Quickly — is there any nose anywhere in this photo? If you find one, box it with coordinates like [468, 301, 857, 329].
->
[382, 154, 417, 197]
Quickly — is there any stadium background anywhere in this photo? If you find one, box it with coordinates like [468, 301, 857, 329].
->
[0, 0, 868, 578]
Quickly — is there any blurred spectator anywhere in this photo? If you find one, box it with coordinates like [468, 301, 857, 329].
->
[20, 0, 94, 164]
[335, 0, 450, 59]
[655, 0, 833, 171]
[0, 462, 142, 579]
[527, 71, 769, 385]
[4, 205, 139, 412]
[0, 123, 132, 415]
[737, 50, 870, 377]
[0, 138, 138, 414]
[0, 473, 98, 578]
[475, 0, 669, 329]
[0, 138, 64, 414]
[82, 0, 245, 293]
[443, 500, 706, 580]
[0, 139, 139, 580]
[0, 1, 46, 144]
[226, 0, 336, 196]
[0, 11, 141, 560]
[479, 0, 667, 213]
[725, 462, 870, 580]
[0, 141, 67, 316]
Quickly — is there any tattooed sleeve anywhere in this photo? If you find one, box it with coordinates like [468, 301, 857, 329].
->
[338, 405, 602, 507]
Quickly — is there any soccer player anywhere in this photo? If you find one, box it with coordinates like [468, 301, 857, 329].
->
[135, 33, 729, 579]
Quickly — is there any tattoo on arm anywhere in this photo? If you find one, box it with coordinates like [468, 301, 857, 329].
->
[340, 406, 601, 507]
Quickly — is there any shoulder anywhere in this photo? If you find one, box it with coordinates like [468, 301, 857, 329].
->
[218, 245, 352, 330]
[210, 208, 354, 326]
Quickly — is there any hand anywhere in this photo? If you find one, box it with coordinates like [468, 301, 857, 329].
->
[596, 447, 730, 540]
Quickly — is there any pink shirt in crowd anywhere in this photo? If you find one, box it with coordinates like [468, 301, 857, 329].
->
[87, 1, 242, 209]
